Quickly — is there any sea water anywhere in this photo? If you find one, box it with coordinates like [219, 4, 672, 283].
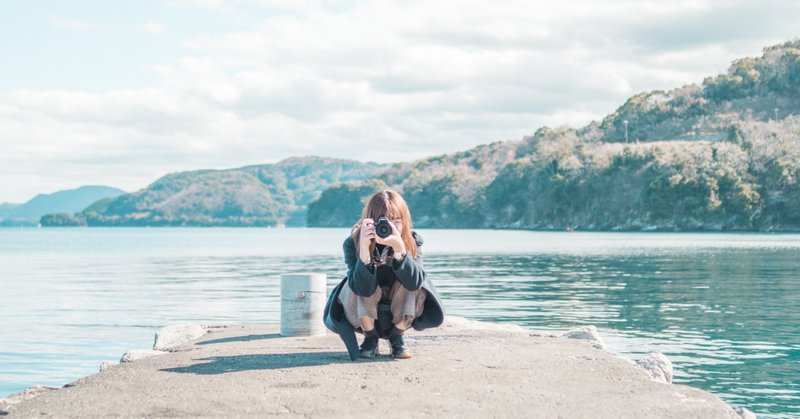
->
[0, 228, 798, 418]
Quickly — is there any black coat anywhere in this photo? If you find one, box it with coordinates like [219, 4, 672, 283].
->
[323, 231, 445, 360]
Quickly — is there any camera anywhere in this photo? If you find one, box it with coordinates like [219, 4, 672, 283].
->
[374, 217, 393, 238]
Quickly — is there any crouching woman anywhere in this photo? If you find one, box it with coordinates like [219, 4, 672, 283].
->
[324, 190, 444, 360]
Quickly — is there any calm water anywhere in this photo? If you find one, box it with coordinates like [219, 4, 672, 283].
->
[1, 228, 798, 418]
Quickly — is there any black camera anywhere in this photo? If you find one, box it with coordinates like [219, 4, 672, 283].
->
[374, 217, 393, 238]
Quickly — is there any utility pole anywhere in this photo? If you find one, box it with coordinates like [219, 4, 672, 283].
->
[623, 120, 629, 144]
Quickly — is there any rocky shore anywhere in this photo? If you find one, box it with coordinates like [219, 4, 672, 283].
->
[0, 317, 755, 418]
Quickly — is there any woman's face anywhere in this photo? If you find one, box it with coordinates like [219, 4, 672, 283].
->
[386, 214, 403, 235]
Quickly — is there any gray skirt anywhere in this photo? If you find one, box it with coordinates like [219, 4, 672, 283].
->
[338, 280, 426, 331]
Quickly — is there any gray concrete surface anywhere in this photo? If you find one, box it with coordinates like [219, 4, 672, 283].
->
[0, 317, 745, 418]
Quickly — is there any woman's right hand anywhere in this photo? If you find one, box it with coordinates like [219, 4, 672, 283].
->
[359, 218, 375, 264]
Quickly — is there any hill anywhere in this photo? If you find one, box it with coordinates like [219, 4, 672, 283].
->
[309, 40, 800, 231]
[0, 186, 126, 227]
[75, 157, 385, 227]
[0, 203, 19, 219]
[308, 140, 521, 227]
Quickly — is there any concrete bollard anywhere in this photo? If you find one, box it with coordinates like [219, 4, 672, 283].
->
[280, 273, 327, 337]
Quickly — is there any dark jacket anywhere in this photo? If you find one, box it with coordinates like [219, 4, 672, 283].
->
[323, 231, 445, 360]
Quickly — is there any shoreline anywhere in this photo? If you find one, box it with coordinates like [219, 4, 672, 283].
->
[0, 317, 755, 418]
[4, 224, 800, 232]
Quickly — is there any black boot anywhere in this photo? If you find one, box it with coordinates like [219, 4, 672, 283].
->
[359, 329, 379, 358]
[389, 331, 412, 359]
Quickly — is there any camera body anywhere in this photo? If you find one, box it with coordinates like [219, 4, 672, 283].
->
[374, 217, 393, 238]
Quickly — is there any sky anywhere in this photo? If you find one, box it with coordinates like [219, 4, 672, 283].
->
[1, 0, 799, 203]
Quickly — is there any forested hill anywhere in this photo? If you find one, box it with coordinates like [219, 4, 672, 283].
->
[71, 157, 385, 227]
[309, 40, 800, 231]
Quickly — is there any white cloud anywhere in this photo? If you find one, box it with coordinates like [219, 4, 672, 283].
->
[2, 0, 798, 202]
[140, 21, 166, 35]
[166, 0, 233, 11]
[46, 14, 95, 32]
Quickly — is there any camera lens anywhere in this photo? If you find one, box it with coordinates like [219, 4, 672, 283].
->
[375, 217, 392, 238]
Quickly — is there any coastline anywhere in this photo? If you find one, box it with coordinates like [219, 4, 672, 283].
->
[6, 223, 800, 232]
[0, 317, 755, 418]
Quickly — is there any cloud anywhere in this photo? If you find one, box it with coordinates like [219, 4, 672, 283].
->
[2, 0, 798, 202]
[140, 21, 166, 35]
[165, 0, 231, 12]
[46, 14, 95, 32]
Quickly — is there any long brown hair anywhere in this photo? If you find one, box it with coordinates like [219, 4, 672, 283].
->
[352, 190, 418, 259]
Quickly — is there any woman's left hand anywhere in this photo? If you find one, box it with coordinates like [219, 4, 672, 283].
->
[375, 221, 406, 258]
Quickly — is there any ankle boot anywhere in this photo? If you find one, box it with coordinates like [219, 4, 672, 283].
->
[359, 330, 379, 358]
[389, 333, 412, 359]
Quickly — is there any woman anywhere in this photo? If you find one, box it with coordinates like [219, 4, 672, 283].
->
[323, 190, 444, 360]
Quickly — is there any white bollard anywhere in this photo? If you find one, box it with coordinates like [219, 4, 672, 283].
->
[280, 273, 327, 337]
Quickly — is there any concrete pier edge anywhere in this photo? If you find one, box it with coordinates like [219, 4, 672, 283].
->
[0, 316, 757, 418]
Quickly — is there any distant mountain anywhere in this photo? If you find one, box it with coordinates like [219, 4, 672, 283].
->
[0, 186, 126, 226]
[76, 156, 385, 227]
[0, 203, 24, 226]
[309, 40, 800, 231]
[0, 203, 20, 218]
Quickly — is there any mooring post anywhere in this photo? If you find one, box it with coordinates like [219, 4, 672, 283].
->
[280, 273, 327, 337]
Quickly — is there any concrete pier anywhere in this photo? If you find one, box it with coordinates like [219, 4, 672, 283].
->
[0, 317, 748, 418]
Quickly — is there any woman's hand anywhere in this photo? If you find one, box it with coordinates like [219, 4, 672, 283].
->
[359, 218, 375, 264]
[375, 221, 406, 260]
